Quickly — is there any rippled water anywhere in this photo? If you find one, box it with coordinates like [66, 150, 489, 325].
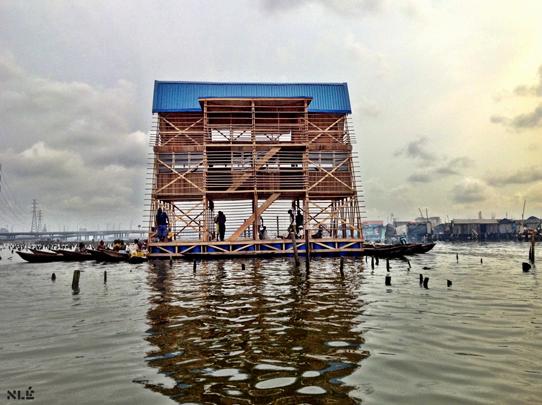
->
[1, 243, 541, 404]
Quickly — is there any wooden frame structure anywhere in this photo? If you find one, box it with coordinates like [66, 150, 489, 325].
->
[147, 83, 364, 258]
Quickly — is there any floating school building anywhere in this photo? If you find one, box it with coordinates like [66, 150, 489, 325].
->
[148, 81, 364, 258]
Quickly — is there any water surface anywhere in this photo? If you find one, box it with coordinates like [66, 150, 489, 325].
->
[0, 243, 540, 404]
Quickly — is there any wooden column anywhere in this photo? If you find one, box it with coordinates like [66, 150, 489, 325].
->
[251, 100, 258, 240]
[304, 196, 311, 259]
[202, 107, 209, 242]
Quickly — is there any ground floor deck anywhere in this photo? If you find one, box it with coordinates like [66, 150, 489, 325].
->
[148, 237, 364, 259]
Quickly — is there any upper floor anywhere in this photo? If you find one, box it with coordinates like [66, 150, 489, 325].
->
[150, 81, 354, 150]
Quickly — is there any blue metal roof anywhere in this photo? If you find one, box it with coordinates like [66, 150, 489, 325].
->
[152, 81, 351, 114]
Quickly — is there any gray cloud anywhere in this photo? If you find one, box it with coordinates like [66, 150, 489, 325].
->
[394, 136, 434, 161]
[492, 104, 542, 130]
[487, 166, 542, 187]
[261, 0, 384, 16]
[0, 52, 147, 229]
[492, 65, 542, 130]
[509, 104, 542, 129]
[451, 178, 489, 204]
[407, 172, 431, 183]
[437, 157, 474, 175]
[407, 156, 473, 183]
[514, 65, 542, 97]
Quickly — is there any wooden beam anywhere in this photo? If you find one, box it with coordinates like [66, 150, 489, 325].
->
[155, 158, 203, 194]
[161, 117, 202, 146]
[227, 193, 280, 241]
[307, 157, 351, 191]
[226, 147, 280, 192]
[156, 158, 205, 193]
[306, 116, 344, 144]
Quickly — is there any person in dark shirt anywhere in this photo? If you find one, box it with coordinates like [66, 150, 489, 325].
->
[215, 211, 226, 241]
[155, 207, 169, 241]
[295, 210, 304, 235]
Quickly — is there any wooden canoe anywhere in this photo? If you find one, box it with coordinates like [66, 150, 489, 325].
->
[17, 251, 67, 263]
[363, 242, 436, 257]
[54, 249, 94, 261]
[29, 249, 58, 256]
[101, 250, 130, 262]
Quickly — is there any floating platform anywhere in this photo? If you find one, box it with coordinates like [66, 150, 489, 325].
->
[148, 238, 364, 259]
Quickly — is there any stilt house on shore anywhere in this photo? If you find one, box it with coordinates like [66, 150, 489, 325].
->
[147, 81, 364, 258]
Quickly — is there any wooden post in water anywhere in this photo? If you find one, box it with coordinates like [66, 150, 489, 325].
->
[419, 274, 423, 285]
[305, 229, 311, 263]
[193, 259, 197, 272]
[385, 274, 391, 286]
[104, 270, 107, 284]
[241, 263, 245, 270]
[456, 253, 459, 263]
[291, 234, 300, 267]
[72, 270, 80, 290]
[340, 257, 344, 276]
[386, 258, 390, 271]
[305, 231, 311, 273]
[371, 256, 374, 270]
[51, 273, 56, 281]
[530, 232, 535, 263]
[423, 276, 429, 289]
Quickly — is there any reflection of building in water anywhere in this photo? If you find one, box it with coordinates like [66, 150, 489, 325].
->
[143, 258, 369, 403]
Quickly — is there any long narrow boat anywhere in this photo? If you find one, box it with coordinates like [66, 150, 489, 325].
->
[54, 249, 94, 261]
[102, 251, 129, 262]
[88, 249, 129, 263]
[17, 251, 67, 263]
[362, 242, 436, 257]
[88, 249, 111, 262]
[409, 243, 436, 254]
[363, 245, 408, 257]
[29, 249, 58, 256]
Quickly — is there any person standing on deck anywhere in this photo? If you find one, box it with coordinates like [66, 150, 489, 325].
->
[155, 207, 169, 242]
[295, 210, 304, 235]
[213, 213, 218, 241]
[287, 209, 295, 235]
[216, 211, 226, 241]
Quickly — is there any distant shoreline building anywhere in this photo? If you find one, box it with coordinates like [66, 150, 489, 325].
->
[363, 215, 540, 242]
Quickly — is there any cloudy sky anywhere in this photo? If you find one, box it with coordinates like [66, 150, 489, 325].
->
[0, 0, 541, 230]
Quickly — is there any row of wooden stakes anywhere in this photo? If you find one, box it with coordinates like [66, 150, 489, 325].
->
[50, 270, 107, 292]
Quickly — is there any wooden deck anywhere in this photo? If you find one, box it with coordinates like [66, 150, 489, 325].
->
[148, 237, 364, 259]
